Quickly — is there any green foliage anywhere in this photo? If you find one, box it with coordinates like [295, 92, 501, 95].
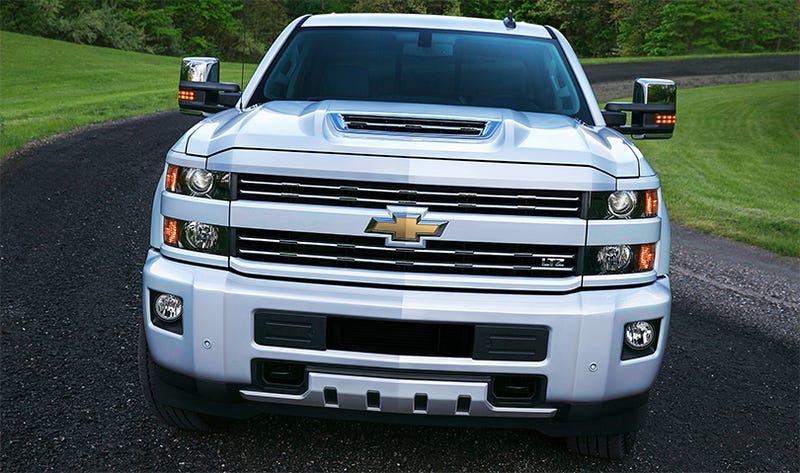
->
[643, 0, 800, 55]
[636, 81, 800, 256]
[1, 0, 797, 59]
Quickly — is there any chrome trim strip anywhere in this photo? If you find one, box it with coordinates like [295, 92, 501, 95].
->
[238, 179, 580, 202]
[329, 113, 501, 140]
[229, 258, 583, 291]
[237, 249, 576, 272]
[238, 236, 575, 259]
[240, 372, 557, 418]
[237, 190, 579, 212]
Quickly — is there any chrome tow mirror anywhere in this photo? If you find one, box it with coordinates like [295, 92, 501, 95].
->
[178, 57, 241, 115]
[603, 78, 677, 139]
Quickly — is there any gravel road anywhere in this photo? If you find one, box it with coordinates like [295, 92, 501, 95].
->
[1, 55, 798, 472]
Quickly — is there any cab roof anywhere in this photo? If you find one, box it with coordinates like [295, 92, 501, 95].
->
[302, 13, 552, 38]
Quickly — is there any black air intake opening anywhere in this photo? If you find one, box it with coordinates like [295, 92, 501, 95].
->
[327, 317, 474, 358]
[489, 376, 544, 407]
[340, 114, 489, 136]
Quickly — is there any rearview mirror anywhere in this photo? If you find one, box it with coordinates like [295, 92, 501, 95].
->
[603, 78, 676, 139]
[178, 57, 241, 115]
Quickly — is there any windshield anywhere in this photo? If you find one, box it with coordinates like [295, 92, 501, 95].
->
[251, 27, 590, 122]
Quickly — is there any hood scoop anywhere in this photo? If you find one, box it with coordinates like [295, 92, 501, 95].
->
[331, 113, 499, 139]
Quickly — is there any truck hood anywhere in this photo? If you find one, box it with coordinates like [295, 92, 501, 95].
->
[179, 101, 640, 177]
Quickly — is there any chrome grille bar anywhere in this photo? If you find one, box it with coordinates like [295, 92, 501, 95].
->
[238, 249, 575, 272]
[239, 179, 580, 202]
[235, 229, 580, 278]
[237, 175, 584, 218]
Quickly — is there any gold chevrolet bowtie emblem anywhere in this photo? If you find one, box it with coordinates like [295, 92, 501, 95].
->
[365, 214, 448, 242]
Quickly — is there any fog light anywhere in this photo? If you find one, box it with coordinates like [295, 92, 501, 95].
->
[624, 321, 655, 350]
[184, 221, 219, 250]
[154, 293, 183, 322]
[608, 191, 637, 218]
[597, 245, 632, 273]
[185, 168, 214, 196]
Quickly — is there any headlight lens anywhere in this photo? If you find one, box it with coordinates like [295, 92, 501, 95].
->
[588, 189, 658, 219]
[607, 191, 637, 218]
[162, 218, 228, 255]
[165, 164, 230, 199]
[184, 221, 219, 250]
[185, 168, 215, 195]
[596, 244, 632, 273]
[583, 243, 656, 275]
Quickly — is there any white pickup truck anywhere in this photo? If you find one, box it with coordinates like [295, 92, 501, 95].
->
[139, 12, 677, 459]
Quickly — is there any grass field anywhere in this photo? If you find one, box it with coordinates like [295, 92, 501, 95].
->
[635, 81, 800, 256]
[0, 31, 255, 157]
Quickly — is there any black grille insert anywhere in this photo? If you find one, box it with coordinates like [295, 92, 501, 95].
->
[340, 114, 489, 136]
[237, 174, 582, 218]
[235, 228, 579, 277]
[327, 317, 474, 358]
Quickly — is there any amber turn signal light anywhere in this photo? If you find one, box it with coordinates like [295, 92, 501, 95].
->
[638, 243, 656, 271]
[165, 164, 179, 192]
[178, 89, 195, 101]
[655, 114, 676, 125]
[163, 217, 179, 246]
[644, 189, 658, 217]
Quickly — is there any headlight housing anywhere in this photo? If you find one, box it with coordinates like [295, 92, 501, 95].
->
[583, 243, 656, 275]
[166, 164, 230, 199]
[163, 217, 229, 255]
[587, 189, 658, 219]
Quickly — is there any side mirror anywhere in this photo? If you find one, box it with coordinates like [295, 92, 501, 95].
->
[178, 57, 242, 115]
[602, 78, 676, 139]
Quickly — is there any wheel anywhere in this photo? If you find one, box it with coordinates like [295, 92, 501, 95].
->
[566, 432, 637, 459]
[138, 322, 211, 431]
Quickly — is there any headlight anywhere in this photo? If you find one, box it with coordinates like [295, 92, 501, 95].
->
[607, 191, 637, 218]
[596, 244, 632, 273]
[165, 164, 230, 199]
[185, 168, 215, 195]
[184, 221, 219, 250]
[162, 217, 228, 255]
[583, 243, 656, 275]
[587, 189, 658, 219]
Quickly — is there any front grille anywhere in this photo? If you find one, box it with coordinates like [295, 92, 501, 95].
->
[235, 229, 579, 277]
[237, 174, 583, 218]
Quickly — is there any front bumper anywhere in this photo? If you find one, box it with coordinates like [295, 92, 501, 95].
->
[142, 249, 671, 427]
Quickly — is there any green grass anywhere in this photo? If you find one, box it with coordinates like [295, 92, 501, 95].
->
[0, 31, 255, 157]
[580, 51, 799, 65]
[634, 81, 800, 256]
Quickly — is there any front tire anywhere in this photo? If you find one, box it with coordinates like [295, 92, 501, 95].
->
[138, 322, 211, 431]
[566, 432, 637, 459]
